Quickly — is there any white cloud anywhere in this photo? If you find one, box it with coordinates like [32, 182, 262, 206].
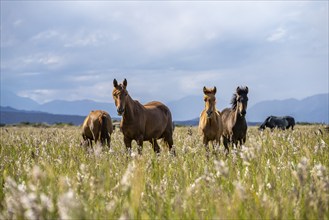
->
[22, 53, 62, 66]
[1, 1, 328, 105]
[31, 30, 63, 41]
[18, 89, 57, 104]
[13, 19, 23, 27]
[267, 27, 287, 42]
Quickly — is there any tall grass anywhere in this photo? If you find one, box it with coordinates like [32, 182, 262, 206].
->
[1, 125, 328, 219]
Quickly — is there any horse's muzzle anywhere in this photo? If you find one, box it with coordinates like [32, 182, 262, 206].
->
[240, 110, 246, 117]
[117, 107, 124, 116]
[207, 110, 213, 118]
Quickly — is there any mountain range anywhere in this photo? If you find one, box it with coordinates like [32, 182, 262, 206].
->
[1, 91, 328, 124]
[247, 93, 328, 124]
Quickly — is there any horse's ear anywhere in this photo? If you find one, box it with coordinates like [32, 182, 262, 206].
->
[245, 86, 249, 94]
[123, 78, 127, 88]
[203, 86, 207, 94]
[113, 79, 118, 88]
[213, 86, 217, 94]
[236, 86, 241, 94]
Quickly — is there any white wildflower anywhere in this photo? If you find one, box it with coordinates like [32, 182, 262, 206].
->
[186, 176, 204, 196]
[296, 157, 309, 185]
[17, 182, 27, 193]
[2, 177, 54, 219]
[121, 161, 136, 191]
[311, 163, 327, 178]
[244, 166, 249, 178]
[214, 160, 229, 178]
[31, 165, 43, 181]
[234, 181, 246, 199]
[40, 193, 54, 212]
[240, 145, 255, 165]
[93, 144, 102, 157]
[266, 159, 271, 169]
[57, 190, 81, 219]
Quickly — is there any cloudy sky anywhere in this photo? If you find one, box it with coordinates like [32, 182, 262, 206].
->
[1, 1, 328, 106]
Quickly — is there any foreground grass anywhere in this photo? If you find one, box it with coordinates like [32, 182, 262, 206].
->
[0, 125, 328, 219]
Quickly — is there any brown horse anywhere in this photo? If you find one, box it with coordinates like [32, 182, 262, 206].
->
[112, 78, 175, 155]
[198, 86, 223, 153]
[81, 110, 113, 148]
[221, 86, 249, 152]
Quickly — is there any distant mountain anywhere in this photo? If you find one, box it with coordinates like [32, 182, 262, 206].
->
[247, 93, 328, 124]
[36, 99, 117, 116]
[0, 106, 85, 125]
[0, 90, 117, 116]
[1, 91, 328, 123]
[1, 90, 39, 110]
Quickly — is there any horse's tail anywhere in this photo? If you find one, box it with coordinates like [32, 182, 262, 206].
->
[99, 113, 108, 144]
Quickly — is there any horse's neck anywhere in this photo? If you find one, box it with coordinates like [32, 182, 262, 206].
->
[204, 108, 220, 126]
[122, 95, 142, 122]
[232, 108, 244, 123]
[211, 109, 220, 122]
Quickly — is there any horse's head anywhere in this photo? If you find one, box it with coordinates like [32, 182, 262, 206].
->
[112, 78, 128, 116]
[235, 86, 249, 117]
[203, 86, 217, 118]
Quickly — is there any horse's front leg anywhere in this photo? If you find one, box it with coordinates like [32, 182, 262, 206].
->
[229, 133, 237, 149]
[223, 136, 229, 153]
[241, 136, 246, 146]
[202, 137, 210, 153]
[213, 137, 221, 153]
[124, 136, 132, 155]
[137, 136, 144, 155]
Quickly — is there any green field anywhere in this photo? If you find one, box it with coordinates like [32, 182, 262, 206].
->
[1, 125, 328, 219]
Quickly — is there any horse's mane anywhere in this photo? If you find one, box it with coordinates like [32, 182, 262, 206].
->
[230, 93, 238, 110]
[230, 86, 248, 110]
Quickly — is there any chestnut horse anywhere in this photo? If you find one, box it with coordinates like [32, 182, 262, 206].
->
[221, 86, 249, 152]
[198, 86, 223, 153]
[81, 110, 113, 148]
[112, 79, 175, 155]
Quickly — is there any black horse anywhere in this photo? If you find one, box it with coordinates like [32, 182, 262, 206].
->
[259, 116, 295, 130]
[284, 116, 295, 130]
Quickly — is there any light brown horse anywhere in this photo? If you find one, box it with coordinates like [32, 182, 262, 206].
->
[81, 110, 113, 148]
[112, 78, 175, 155]
[221, 86, 249, 153]
[198, 86, 223, 153]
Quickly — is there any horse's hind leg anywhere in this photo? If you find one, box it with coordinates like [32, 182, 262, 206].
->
[151, 139, 160, 154]
[164, 134, 175, 156]
[106, 134, 111, 148]
[102, 132, 111, 148]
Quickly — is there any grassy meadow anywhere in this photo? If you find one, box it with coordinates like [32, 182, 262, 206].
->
[0, 125, 328, 219]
